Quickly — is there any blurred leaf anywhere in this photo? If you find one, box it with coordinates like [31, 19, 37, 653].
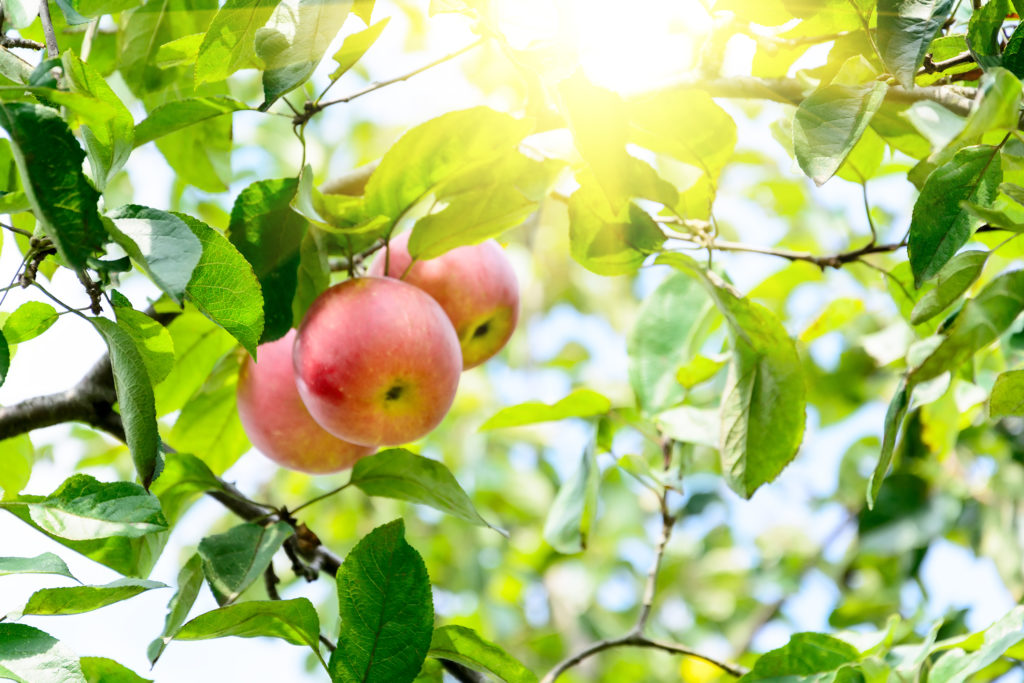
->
[0, 553, 75, 580]
[930, 607, 1024, 683]
[655, 406, 719, 448]
[629, 271, 715, 413]
[0, 421, 29, 497]
[543, 441, 599, 554]
[427, 625, 537, 683]
[153, 309, 237, 417]
[330, 519, 433, 682]
[147, 554, 204, 664]
[480, 390, 611, 430]
[567, 179, 665, 276]
[118, 0, 214, 96]
[910, 269, 1024, 383]
[109, 292, 175, 385]
[106, 205, 203, 305]
[79, 657, 152, 683]
[0, 102, 104, 269]
[328, 17, 389, 80]
[173, 598, 323, 652]
[154, 114, 232, 193]
[133, 97, 248, 147]
[910, 251, 989, 324]
[676, 354, 727, 388]
[990, 370, 1024, 417]
[227, 178, 307, 343]
[196, 0, 282, 85]
[11, 579, 165, 618]
[877, 0, 955, 87]
[3, 302, 57, 344]
[364, 107, 532, 230]
[292, 226, 329, 324]
[61, 50, 133, 189]
[800, 298, 865, 343]
[150, 453, 226, 525]
[175, 212, 264, 357]
[908, 146, 1001, 287]
[0, 624, 85, 683]
[794, 82, 888, 185]
[945, 69, 1022, 155]
[966, 0, 1008, 70]
[198, 521, 292, 605]
[257, 0, 354, 108]
[350, 449, 500, 532]
[90, 317, 162, 490]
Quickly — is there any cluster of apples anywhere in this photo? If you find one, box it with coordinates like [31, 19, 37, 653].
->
[236, 234, 519, 473]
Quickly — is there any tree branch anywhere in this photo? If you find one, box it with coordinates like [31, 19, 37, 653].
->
[668, 233, 908, 270]
[37, 0, 58, 57]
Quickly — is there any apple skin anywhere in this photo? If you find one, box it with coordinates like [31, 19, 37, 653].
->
[237, 330, 375, 474]
[368, 233, 519, 369]
[293, 276, 462, 446]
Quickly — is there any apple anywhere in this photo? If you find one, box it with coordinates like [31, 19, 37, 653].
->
[293, 276, 462, 446]
[368, 232, 519, 369]
[237, 330, 375, 474]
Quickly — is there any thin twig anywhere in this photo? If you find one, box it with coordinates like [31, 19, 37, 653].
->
[670, 234, 907, 270]
[0, 221, 33, 238]
[37, 0, 58, 57]
[290, 483, 350, 515]
[0, 35, 44, 50]
[918, 50, 975, 75]
[862, 182, 877, 244]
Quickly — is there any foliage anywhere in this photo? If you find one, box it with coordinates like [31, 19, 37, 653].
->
[0, 0, 1023, 681]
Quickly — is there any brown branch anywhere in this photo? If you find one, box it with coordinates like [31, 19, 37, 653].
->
[670, 234, 908, 270]
[0, 36, 44, 50]
[918, 50, 976, 75]
[37, 0, 57, 57]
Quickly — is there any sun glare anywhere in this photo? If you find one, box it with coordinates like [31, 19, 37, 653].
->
[491, 0, 711, 95]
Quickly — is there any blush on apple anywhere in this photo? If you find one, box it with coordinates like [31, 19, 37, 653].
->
[293, 276, 462, 446]
[237, 330, 375, 474]
[369, 232, 519, 369]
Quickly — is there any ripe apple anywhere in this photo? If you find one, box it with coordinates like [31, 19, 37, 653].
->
[237, 330, 375, 474]
[293, 276, 462, 446]
[368, 232, 519, 369]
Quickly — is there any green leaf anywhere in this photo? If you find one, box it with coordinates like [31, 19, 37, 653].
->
[567, 179, 665, 276]
[0, 435, 34, 500]
[966, 0, 1008, 69]
[173, 598, 322, 653]
[0, 624, 86, 683]
[57, 0, 141, 20]
[655, 405, 720, 448]
[11, 579, 165, 618]
[0, 102, 104, 269]
[109, 292, 175, 385]
[945, 69, 1023, 156]
[133, 97, 248, 147]
[153, 113, 232, 193]
[480, 390, 611, 430]
[877, 0, 955, 88]
[175, 212, 264, 356]
[197, 522, 293, 605]
[427, 625, 537, 683]
[154, 33, 204, 68]
[349, 448, 499, 531]
[543, 440, 599, 554]
[910, 269, 1024, 383]
[0, 553, 75, 580]
[119, 0, 215, 96]
[363, 107, 532, 229]
[930, 607, 1024, 683]
[628, 272, 715, 414]
[330, 519, 433, 683]
[291, 226, 329, 324]
[793, 82, 888, 185]
[3, 302, 57, 344]
[910, 251, 989, 324]
[227, 178, 308, 343]
[90, 317, 162, 489]
[676, 354, 727, 388]
[990, 370, 1024, 417]
[153, 309, 237, 416]
[868, 379, 911, 508]
[908, 146, 1002, 287]
[1004, 23, 1024, 78]
[627, 88, 736, 181]
[61, 50, 134, 189]
[106, 205, 203, 305]
[167, 352, 249, 475]
[745, 632, 860, 680]
[256, 0, 354, 108]
[196, 0, 283, 85]
[147, 553, 203, 665]
[329, 17, 389, 80]
[3, 0, 37, 29]
[0, 328, 8, 389]
[79, 657, 152, 683]
[149, 453, 227, 526]
[800, 297, 865, 343]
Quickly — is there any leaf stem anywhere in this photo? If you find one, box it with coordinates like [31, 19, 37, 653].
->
[289, 482, 350, 515]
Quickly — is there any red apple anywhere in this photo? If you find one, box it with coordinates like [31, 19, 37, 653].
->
[369, 233, 519, 369]
[237, 330, 374, 474]
[293, 276, 462, 446]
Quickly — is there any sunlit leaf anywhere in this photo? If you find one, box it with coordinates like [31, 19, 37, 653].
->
[543, 441, 599, 554]
[198, 522, 292, 605]
[877, 0, 955, 87]
[147, 554, 204, 664]
[480, 390, 611, 430]
[427, 625, 537, 683]
[0, 624, 85, 683]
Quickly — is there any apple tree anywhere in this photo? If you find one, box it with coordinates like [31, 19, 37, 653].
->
[1, 0, 1024, 681]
